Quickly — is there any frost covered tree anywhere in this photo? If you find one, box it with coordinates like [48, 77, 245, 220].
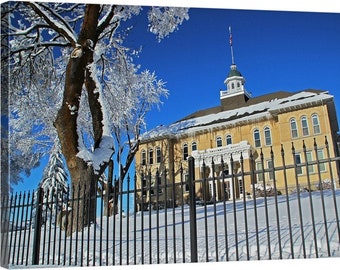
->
[35, 138, 68, 225]
[38, 138, 68, 206]
[3, 2, 189, 234]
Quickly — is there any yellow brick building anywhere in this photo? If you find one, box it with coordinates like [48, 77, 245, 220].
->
[134, 62, 339, 209]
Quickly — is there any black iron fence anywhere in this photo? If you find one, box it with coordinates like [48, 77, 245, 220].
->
[2, 139, 340, 267]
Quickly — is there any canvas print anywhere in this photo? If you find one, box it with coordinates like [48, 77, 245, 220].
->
[1, 1, 340, 268]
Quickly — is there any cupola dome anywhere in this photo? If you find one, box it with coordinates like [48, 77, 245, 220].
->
[227, 64, 242, 78]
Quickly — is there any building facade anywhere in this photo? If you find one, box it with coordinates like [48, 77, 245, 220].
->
[134, 61, 339, 210]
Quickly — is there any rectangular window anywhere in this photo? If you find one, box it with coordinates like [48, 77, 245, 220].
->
[267, 160, 274, 180]
[142, 177, 147, 197]
[156, 147, 161, 163]
[295, 153, 303, 175]
[317, 149, 326, 172]
[256, 162, 263, 182]
[141, 151, 146, 165]
[306, 151, 314, 174]
[306, 151, 314, 173]
[156, 175, 162, 194]
[148, 149, 153, 165]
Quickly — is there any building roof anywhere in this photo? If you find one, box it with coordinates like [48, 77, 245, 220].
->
[180, 90, 324, 121]
[227, 67, 242, 78]
[140, 89, 333, 142]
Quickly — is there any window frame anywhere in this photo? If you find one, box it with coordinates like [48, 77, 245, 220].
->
[256, 162, 263, 182]
[156, 146, 161, 163]
[142, 176, 147, 197]
[148, 148, 154, 165]
[216, 136, 223, 148]
[312, 114, 321, 134]
[254, 129, 261, 148]
[317, 149, 326, 172]
[183, 143, 189, 160]
[141, 149, 146, 166]
[290, 118, 298, 139]
[191, 141, 197, 151]
[226, 134, 232, 145]
[267, 159, 274, 180]
[306, 150, 314, 174]
[301, 116, 310, 136]
[155, 174, 162, 194]
[264, 126, 272, 146]
[295, 153, 303, 175]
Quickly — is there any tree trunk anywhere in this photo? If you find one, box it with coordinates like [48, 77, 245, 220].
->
[68, 160, 99, 235]
[54, 5, 106, 235]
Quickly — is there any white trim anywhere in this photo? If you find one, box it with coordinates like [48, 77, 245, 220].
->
[191, 141, 252, 164]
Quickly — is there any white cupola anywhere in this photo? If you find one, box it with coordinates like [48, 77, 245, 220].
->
[220, 27, 251, 102]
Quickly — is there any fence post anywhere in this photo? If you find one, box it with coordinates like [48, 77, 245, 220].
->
[188, 156, 198, 262]
[32, 187, 43, 265]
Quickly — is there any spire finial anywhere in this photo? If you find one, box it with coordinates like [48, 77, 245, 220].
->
[228, 26, 235, 65]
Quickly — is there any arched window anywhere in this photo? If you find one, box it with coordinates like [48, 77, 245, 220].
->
[141, 149, 146, 165]
[301, 116, 309, 136]
[312, 114, 321, 134]
[183, 143, 188, 160]
[231, 83, 235, 89]
[216, 136, 222, 147]
[191, 141, 197, 151]
[290, 118, 298, 138]
[226, 134, 232, 145]
[148, 148, 153, 165]
[253, 129, 261, 148]
[264, 127, 272, 146]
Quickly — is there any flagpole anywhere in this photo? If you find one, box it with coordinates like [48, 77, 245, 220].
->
[229, 26, 235, 65]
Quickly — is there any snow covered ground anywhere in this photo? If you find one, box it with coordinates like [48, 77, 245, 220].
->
[7, 189, 340, 268]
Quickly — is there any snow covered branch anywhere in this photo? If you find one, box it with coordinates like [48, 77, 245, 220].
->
[148, 6, 189, 41]
[77, 135, 114, 174]
[27, 2, 77, 47]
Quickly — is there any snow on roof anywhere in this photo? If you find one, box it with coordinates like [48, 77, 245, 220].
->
[140, 90, 333, 141]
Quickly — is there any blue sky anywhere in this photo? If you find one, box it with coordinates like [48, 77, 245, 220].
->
[12, 1, 340, 193]
[130, 7, 340, 129]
